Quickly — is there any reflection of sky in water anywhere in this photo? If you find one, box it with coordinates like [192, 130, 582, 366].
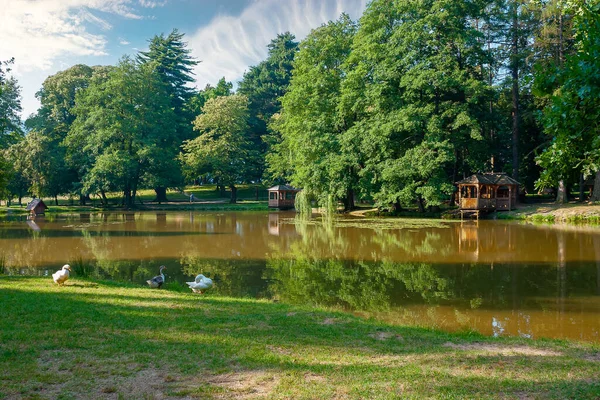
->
[492, 317, 505, 337]
[1, 212, 600, 342]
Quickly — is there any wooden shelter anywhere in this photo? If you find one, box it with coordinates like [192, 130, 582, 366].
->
[26, 198, 48, 216]
[456, 173, 519, 211]
[267, 185, 300, 210]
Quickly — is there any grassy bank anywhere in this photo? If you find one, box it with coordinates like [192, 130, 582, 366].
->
[1, 277, 599, 399]
[497, 202, 600, 224]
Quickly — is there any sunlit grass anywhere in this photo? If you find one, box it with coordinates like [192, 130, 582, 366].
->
[1, 276, 599, 399]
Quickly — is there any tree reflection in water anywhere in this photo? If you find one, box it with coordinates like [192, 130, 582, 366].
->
[0, 212, 599, 341]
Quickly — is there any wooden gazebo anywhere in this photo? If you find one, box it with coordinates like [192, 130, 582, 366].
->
[456, 173, 519, 211]
[26, 198, 48, 216]
[267, 185, 300, 210]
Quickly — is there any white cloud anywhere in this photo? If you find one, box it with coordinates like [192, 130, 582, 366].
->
[0, 0, 143, 75]
[119, 38, 131, 45]
[189, 0, 367, 88]
[0, 0, 165, 117]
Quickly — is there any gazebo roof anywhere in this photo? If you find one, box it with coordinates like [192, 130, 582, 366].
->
[456, 173, 520, 186]
[26, 198, 47, 211]
[267, 185, 299, 192]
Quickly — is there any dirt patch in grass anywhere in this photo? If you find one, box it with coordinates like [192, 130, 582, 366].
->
[443, 342, 562, 357]
[36, 351, 182, 399]
[369, 331, 404, 341]
[582, 353, 600, 362]
[266, 345, 293, 356]
[206, 370, 280, 399]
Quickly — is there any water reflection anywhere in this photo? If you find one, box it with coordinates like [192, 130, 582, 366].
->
[0, 212, 599, 341]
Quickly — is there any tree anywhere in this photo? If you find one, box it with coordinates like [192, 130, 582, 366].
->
[138, 29, 198, 202]
[536, 0, 600, 201]
[268, 14, 358, 210]
[180, 95, 254, 203]
[0, 58, 22, 149]
[68, 57, 177, 208]
[238, 33, 299, 181]
[0, 58, 22, 199]
[25, 64, 103, 204]
[339, 0, 494, 211]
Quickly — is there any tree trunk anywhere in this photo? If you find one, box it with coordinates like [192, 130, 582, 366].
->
[255, 187, 259, 201]
[579, 173, 585, 202]
[79, 194, 86, 206]
[591, 170, 600, 202]
[393, 200, 403, 213]
[100, 190, 108, 206]
[343, 188, 355, 211]
[18, 196, 22, 206]
[556, 179, 567, 204]
[54, 195, 58, 206]
[219, 184, 226, 198]
[154, 187, 168, 203]
[417, 196, 425, 213]
[125, 190, 132, 209]
[229, 185, 237, 204]
[511, 6, 520, 181]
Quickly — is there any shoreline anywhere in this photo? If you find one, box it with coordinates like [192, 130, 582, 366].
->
[2, 200, 600, 225]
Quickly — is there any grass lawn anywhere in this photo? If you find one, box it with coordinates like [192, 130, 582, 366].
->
[0, 185, 270, 214]
[1, 277, 599, 399]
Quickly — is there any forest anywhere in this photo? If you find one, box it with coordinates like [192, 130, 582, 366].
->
[0, 0, 599, 211]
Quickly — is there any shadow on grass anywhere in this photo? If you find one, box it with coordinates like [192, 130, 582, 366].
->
[1, 278, 599, 399]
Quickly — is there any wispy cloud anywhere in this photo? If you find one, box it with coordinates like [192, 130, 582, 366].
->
[119, 38, 131, 45]
[189, 0, 367, 88]
[138, 0, 167, 8]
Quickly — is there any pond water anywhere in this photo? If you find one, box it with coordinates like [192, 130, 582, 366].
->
[1, 211, 599, 342]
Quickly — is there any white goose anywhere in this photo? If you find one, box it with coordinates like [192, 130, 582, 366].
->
[186, 274, 213, 294]
[52, 264, 72, 285]
[147, 266, 166, 289]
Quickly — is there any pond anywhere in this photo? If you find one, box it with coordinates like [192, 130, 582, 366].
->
[1, 211, 599, 342]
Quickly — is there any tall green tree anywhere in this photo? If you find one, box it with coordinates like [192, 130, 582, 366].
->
[536, 0, 600, 201]
[268, 14, 358, 210]
[0, 58, 22, 200]
[138, 29, 198, 202]
[181, 95, 254, 203]
[24, 64, 99, 203]
[0, 58, 22, 149]
[238, 32, 299, 181]
[68, 57, 176, 207]
[339, 0, 494, 211]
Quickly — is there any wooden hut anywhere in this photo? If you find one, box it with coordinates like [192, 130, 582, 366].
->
[267, 185, 300, 210]
[26, 198, 48, 216]
[456, 173, 519, 211]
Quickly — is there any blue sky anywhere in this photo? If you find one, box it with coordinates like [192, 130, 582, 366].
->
[1, 0, 367, 119]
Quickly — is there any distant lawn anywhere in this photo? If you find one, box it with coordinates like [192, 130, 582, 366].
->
[1, 184, 269, 211]
[1, 276, 599, 399]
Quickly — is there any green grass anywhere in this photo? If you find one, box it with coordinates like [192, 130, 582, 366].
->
[1, 277, 599, 399]
[0, 184, 269, 213]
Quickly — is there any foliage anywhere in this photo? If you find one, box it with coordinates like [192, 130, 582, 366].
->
[338, 0, 493, 210]
[180, 95, 255, 203]
[67, 57, 176, 207]
[238, 32, 299, 181]
[270, 15, 357, 210]
[138, 29, 199, 199]
[0, 58, 22, 149]
[535, 0, 600, 198]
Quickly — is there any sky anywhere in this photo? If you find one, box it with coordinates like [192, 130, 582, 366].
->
[1, 0, 368, 119]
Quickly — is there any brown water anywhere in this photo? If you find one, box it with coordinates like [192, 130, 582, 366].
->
[1, 211, 599, 342]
